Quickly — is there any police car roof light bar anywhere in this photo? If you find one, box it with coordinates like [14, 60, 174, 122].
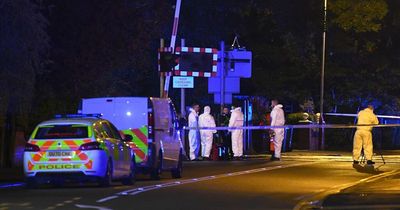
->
[54, 114, 103, 119]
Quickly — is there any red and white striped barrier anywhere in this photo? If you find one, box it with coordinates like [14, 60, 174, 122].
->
[163, 0, 182, 97]
[174, 47, 218, 77]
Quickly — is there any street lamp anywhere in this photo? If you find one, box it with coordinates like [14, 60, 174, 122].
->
[320, 0, 328, 149]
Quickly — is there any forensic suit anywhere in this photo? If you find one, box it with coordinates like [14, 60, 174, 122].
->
[198, 106, 217, 158]
[188, 109, 200, 160]
[271, 104, 285, 159]
[229, 107, 244, 157]
[353, 107, 379, 162]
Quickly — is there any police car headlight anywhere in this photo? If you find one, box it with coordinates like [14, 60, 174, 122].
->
[79, 142, 101, 150]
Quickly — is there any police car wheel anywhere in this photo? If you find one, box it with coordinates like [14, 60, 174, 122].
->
[122, 159, 136, 185]
[171, 149, 183, 179]
[99, 160, 112, 187]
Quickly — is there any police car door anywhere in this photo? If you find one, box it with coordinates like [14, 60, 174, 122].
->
[107, 121, 131, 174]
[99, 121, 124, 177]
[152, 98, 175, 168]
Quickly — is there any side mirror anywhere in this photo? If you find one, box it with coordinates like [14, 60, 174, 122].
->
[123, 134, 133, 142]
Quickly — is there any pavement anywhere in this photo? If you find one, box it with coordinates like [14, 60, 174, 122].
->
[2, 149, 400, 183]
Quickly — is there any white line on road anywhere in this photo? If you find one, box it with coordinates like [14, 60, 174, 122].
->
[75, 204, 113, 210]
[96, 162, 315, 203]
[96, 196, 119, 203]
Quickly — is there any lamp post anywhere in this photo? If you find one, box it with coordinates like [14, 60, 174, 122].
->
[320, 0, 328, 149]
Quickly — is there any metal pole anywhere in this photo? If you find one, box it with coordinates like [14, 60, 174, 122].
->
[160, 38, 165, 97]
[220, 41, 225, 113]
[181, 89, 185, 115]
[320, 0, 328, 149]
[180, 39, 186, 117]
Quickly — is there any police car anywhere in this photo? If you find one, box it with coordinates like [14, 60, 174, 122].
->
[23, 114, 135, 187]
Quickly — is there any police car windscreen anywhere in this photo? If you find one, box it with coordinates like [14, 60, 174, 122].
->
[35, 125, 89, 139]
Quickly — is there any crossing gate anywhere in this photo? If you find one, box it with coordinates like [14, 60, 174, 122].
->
[173, 46, 218, 77]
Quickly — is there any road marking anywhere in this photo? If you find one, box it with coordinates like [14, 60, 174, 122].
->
[96, 196, 119, 203]
[293, 169, 400, 210]
[19, 203, 30, 206]
[96, 162, 315, 203]
[75, 204, 113, 210]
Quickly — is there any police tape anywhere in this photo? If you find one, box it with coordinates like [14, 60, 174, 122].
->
[183, 123, 400, 131]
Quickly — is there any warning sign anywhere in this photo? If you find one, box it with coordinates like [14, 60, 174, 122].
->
[173, 76, 194, 88]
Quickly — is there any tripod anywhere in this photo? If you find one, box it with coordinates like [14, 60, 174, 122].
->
[359, 148, 385, 164]
[373, 128, 386, 164]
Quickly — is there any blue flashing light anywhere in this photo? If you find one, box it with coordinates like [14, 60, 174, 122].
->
[54, 114, 103, 119]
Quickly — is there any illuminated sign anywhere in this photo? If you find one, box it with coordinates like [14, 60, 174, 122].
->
[173, 76, 194, 88]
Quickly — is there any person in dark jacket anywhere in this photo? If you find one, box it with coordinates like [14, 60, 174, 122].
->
[218, 107, 232, 159]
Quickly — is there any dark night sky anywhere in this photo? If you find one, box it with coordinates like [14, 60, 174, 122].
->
[1, 0, 400, 128]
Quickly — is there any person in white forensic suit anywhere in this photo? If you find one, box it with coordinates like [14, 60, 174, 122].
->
[270, 99, 285, 161]
[229, 107, 244, 159]
[188, 104, 200, 160]
[198, 106, 217, 160]
[353, 105, 379, 165]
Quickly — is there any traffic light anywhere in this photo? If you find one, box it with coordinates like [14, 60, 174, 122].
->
[159, 52, 179, 72]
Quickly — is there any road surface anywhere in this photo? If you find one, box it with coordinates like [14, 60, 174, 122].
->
[1, 153, 400, 210]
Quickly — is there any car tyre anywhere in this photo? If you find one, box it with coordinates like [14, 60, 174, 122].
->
[171, 149, 183, 179]
[99, 160, 112, 187]
[150, 150, 162, 180]
[122, 158, 136, 185]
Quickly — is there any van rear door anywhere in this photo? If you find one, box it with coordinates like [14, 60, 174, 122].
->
[151, 98, 177, 168]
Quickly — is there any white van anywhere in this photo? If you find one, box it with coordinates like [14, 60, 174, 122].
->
[80, 97, 183, 179]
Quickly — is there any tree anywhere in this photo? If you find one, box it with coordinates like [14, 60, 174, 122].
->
[330, 0, 388, 33]
[0, 0, 49, 167]
[324, 0, 393, 113]
[35, 0, 172, 117]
